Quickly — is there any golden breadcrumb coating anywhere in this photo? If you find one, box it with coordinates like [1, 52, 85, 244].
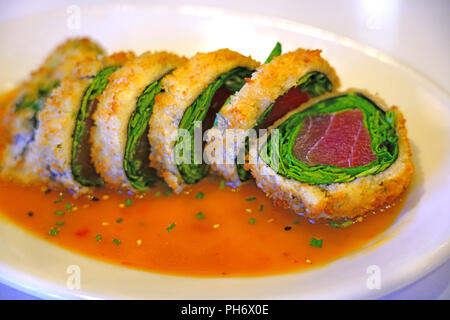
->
[209, 48, 340, 186]
[149, 49, 260, 193]
[91, 51, 187, 190]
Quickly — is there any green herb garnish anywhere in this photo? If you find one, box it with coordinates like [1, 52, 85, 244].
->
[48, 227, 59, 236]
[113, 238, 121, 245]
[310, 238, 323, 248]
[196, 192, 204, 199]
[196, 212, 205, 219]
[249, 218, 256, 225]
[166, 222, 176, 232]
[245, 197, 256, 202]
[125, 198, 132, 207]
[54, 210, 65, 216]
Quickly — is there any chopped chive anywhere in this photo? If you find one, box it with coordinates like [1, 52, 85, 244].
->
[166, 222, 176, 232]
[125, 198, 132, 207]
[259, 204, 264, 212]
[310, 238, 323, 248]
[248, 217, 256, 225]
[116, 218, 123, 223]
[196, 212, 205, 219]
[154, 191, 161, 197]
[48, 227, 59, 236]
[163, 190, 173, 197]
[55, 222, 65, 226]
[113, 238, 121, 245]
[65, 203, 72, 211]
[196, 192, 204, 199]
[54, 210, 65, 216]
[95, 234, 102, 242]
[293, 221, 299, 225]
[246, 197, 256, 202]
[219, 180, 225, 190]
[53, 199, 62, 204]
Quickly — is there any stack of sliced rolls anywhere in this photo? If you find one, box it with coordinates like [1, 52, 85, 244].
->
[0, 38, 414, 220]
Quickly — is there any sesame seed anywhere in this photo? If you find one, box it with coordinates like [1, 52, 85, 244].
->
[136, 240, 142, 246]
[101, 222, 109, 226]
[82, 204, 89, 209]
[245, 209, 252, 213]
[356, 216, 363, 222]
[213, 224, 220, 229]
[305, 259, 312, 264]
[72, 206, 78, 212]
[102, 195, 110, 200]
[119, 203, 125, 208]
[267, 218, 275, 223]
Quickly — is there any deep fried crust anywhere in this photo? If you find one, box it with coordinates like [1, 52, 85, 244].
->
[91, 51, 187, 190]
[209, 48, 340, 186]
[0, 38, 104, 185]
[149, 49, 260, 193]
[247, 90, 414, 219]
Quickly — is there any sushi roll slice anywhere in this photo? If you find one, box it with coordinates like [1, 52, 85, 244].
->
[209, 48, 340, 187]
[91, 52, 187, 191]
[0, 38, 104, 184]
[28, 51, 135, 192]
[149, 49, 260, 193]
[247, 90, 414, 219]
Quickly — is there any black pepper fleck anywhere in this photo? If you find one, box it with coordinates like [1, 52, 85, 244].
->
[91, 196, 100, 202]
[284, 226, 292, 231]
[27, 211, 34, 217]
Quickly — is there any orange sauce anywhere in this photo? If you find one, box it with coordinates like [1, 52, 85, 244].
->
[0, 179, 405, 277]
[0, 89, 406, 277]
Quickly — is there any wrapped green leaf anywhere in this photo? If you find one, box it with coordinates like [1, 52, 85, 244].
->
[71, 66, 119, 186]
[260, 93, 398, 184]
[176, 67, 254, 184]
[123, 79, 163, 190]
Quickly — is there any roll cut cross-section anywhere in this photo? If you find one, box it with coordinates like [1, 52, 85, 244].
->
[209, 48, 340, 187]
[149, 49, 260, 193]
[29, 51, 135, 192]
[0, 38, 104, 184]
[246, 90, 414, 219]
[91, 52, 187, 191]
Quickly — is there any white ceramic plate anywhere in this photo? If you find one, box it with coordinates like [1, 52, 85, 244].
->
[0, 3, 449, 299]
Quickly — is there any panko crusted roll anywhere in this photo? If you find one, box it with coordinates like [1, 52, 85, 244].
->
[247, 90, 414, 220]
[149, 49, 260, 193]
[28, 52, 135, 193]
[209, 48, 340, 187]
[91, 52, 187, 191]
[0, 38, 104, 184]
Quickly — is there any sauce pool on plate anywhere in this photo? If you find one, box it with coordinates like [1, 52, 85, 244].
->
[0, 178, 405, 277]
